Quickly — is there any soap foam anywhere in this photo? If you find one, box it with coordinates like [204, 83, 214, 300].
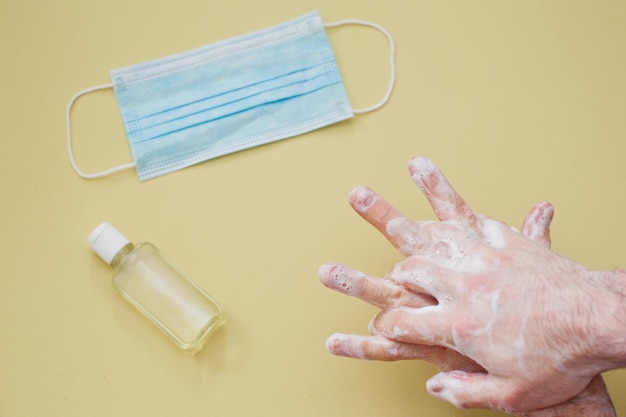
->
[481, 218, 507, 249]
[385, 217, 431, 256]
[319, 263, 358, 296]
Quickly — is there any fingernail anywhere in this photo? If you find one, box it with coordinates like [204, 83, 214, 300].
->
[318, 263, 335, 279]
[368, 315, 378, 335]
[325, 333, 348, 354]
[318, 263, 357, 294]
[326, 334, 366, 359]
[408, 155, 436, 181]
[325, 334, 341, 353]
[370, 309, 415, 341]
[349, 186, 375, 212]
[369, 311, 394, 336]
[540, 202, 555, 224]
[426, 377, 444, 394]
[426, 372, 464, 408]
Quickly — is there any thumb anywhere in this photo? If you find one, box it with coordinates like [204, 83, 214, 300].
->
[426, 371, 524, 413]
[521, 202, 554, 249]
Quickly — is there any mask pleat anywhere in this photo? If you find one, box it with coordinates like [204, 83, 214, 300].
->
[134, 61, 336, 140]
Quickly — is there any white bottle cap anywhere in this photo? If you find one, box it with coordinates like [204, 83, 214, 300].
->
[88, 222, 131, 265]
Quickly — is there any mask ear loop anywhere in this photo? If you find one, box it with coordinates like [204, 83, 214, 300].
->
[66, 83, 136, 179]
[324, 19, 396, 114]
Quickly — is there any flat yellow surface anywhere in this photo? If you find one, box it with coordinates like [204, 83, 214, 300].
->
[1, 1, 624, 416]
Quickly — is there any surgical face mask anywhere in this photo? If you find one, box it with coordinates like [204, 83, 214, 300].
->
[67, 10, 395, 181]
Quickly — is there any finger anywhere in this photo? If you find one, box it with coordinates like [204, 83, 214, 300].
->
[385, 256, 455, 299]
[426, 371, 518, 411]
[328, 333, 485, 372]
[408, 156, 481, 233]
[348, 186, 428, 256]
[319, 262, 435, 309]
[327, 333, 483, 371]
[326, 333, 447, 361]
[427, 371, 588, 413]
[371, 306, 451, 347]
[521, 202, 554, 249]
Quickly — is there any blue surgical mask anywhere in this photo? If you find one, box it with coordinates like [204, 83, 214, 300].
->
[67, 11, 395, 181]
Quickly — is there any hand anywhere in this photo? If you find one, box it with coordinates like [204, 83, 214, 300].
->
[320, 199, 615, 416]
[320, 156, 623, 413]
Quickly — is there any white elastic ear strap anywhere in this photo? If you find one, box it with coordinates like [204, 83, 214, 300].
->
[66, 83, 136, 179]
[324, 19, 396, 114]
[67, 20, 395, 179]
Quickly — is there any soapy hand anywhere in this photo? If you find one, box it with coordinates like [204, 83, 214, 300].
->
[320, 199, 615, 416]
[320, 156, 621, 414]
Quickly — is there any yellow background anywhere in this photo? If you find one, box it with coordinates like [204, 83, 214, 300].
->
[1, 0, 624, 416]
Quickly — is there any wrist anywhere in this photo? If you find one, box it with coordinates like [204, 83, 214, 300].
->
[585, 269, 626, 371]
[515, 376, 616, 417]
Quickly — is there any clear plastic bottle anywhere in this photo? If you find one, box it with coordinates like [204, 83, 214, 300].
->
[88, 222, 224, 354]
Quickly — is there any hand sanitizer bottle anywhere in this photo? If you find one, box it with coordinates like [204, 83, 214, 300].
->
[88, 222, 224, 354]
